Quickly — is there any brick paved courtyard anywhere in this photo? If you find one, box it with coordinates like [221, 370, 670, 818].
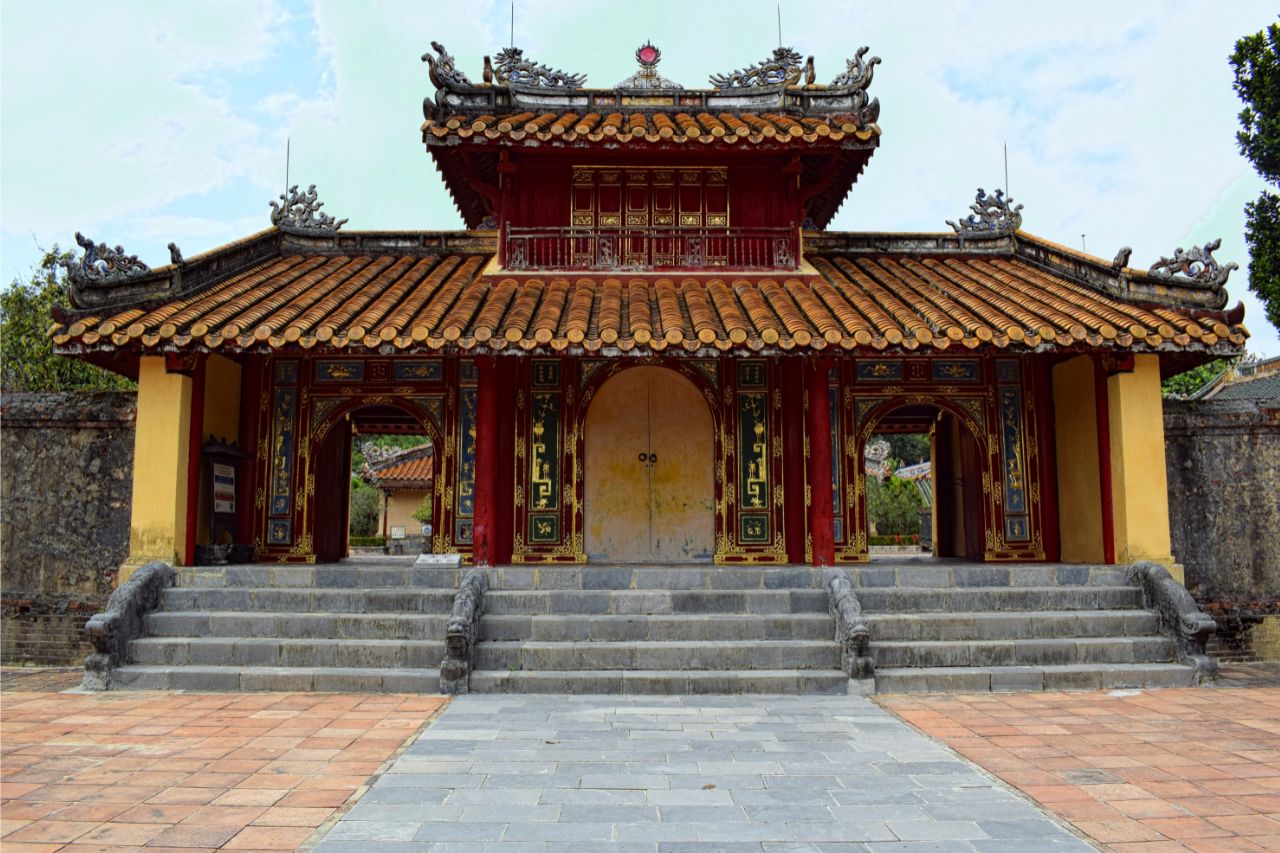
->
[883, 684, 1280, 851]
[0, 683, 443, 850]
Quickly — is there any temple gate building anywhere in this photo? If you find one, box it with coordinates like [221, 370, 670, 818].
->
[57, 40, 1243, 693]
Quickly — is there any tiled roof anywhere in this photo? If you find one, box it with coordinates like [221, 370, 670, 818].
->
[373, 453, 434, 486]
[52, 246, 1247, 356]
[423, 111, 878, 147]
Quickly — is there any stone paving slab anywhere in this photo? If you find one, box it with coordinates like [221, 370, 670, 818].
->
[882, 685, 1280, 852]
[313, 695, 1092, 852]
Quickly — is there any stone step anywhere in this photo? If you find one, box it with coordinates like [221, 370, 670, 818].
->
[128, 637, 444, 669]
[863, 610, 1160, 641]
[870, 636, 1177, 668]
[856, 586, 1143, 613]
[145, 611, 449, 639]
[480, 613, 835, 642]
[468, 668, 852, 695]
[845, 564, 1129, 589]
[874, 662, 1197, 694]
[414, 565, 830, 591]
[473, 640, 840, 671]
[482, 588, 829, 616]
[159, 588, 456, 614]
[175, 563, 430, 589]
[109, 664, 439, 693]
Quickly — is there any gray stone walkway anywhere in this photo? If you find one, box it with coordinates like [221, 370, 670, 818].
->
[312, 695, 1094, 852]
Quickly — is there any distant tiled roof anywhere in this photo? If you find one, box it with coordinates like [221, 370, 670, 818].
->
[423, 111, 877, 147]
[1209, 372, 1280, 401]
[367, 445, 434, 488]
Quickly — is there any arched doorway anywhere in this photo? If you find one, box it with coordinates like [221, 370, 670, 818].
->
[584, 366, 715, 563]
[861, 401, 988, 561]
[311, 403, 438, 563]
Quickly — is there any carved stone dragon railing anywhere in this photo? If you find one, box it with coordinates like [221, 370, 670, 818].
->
[825, 568, 875, 694]
[440, 569, 488, 694]
[81, 561, 175, 690]
[1127, 561, 1218, 683]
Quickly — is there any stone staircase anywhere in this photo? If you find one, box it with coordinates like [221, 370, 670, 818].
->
[466, 566, 848, 694]
[111, 560, 453, 692]
[850, 562, 1196, 692]
[102, 558, 1201, 694]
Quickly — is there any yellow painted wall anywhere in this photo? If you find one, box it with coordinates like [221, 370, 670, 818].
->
[380, 489, 431, 536]
[195, 355, 242, 546]
[123, 356, 193, 579]
[1052, 356, 1105, 563]
[1108, 353, 1175, 565]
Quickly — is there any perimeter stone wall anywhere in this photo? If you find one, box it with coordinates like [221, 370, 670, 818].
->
[1, 392, 136, 664]
[1164, 397, 1280, 662]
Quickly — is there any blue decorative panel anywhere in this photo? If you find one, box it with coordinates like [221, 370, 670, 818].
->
[998, 386, 1028, 516]
[456, 387, 477, 520]
[532, 360, 561, 388]
[316, 361, 364, 383]
[393, 360, 443, 382]
[274, 360, 297, 385]
[737, 360, 767, 388]
[454, 517, 474, 545]
[1004, 515, 1029, 542]
[857, 360, 903, 381]
[269, 387, 296, 516]
[459, 359, 478, 385]
[995, 359, 1020, 384]
[931, 360, 981, 383]
[267, 518, 292, 545]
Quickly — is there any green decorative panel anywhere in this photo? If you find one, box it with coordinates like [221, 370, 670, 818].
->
[529, 513, 560, 543]
[738, 513, 771, 544]
[737, 391, 769, 510]
[530, 392, 562, 511]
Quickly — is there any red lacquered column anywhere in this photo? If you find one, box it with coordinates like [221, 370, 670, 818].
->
[473, 357, 500, 567]
[806, 358, 835, 567]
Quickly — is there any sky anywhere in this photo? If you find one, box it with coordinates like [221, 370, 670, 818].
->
[2, 0, 1277, 356]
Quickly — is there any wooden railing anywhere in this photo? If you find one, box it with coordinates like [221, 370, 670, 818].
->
[503, 224, 798, 271]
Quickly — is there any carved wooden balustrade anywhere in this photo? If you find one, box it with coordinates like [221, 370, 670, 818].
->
[502, 224, 798, 272]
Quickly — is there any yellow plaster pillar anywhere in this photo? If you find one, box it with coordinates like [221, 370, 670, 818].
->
[122, 356, 193, 579]
[1107, 353, 1177, 570]
[1051, 356, 1105, 563]
[195, 355, 242, 546]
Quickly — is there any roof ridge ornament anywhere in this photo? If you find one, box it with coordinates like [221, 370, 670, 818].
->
[710, 46, 808, 89]
[422, 41, 472, 88]
[59, 232, 150, 286]
[830, 46, 881, 124]
[269, 184, 348, 235]
[1148, 239, 1238, 290]
[946, 188, 1023, 239]
[490, 46, 586, 88]
[615, 41, 682, 90]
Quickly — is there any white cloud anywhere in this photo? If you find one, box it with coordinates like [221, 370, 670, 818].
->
[1, 0, 1275, 354]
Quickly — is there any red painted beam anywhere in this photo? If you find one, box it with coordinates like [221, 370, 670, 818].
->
[473, 357, 500, 567]
[1093, 356, 1116, 565]
[805, 358, 836, 567]
[781, 359, 807, 564]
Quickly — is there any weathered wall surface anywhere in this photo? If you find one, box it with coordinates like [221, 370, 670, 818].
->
[1165, 398, 1280, 661]
[1, 392, 136, 664]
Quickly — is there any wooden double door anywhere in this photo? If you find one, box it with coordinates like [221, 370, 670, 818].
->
[584, 367, 715, 563]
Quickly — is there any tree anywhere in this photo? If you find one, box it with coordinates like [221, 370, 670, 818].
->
[348, 480, 381, 537]
[1232, 19, 1280, 332]
[1161, 358, 1235, 398]
[1, 247, 134, 392]
[866, 474, 924, 537]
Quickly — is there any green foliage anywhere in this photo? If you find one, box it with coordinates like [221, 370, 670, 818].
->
[1161, 358, 1235, 398]
[411, 494, 433, 525]
[1232, 20, 1280, 332]
[348, 480, 381, 537]
[349, 535, 388, 548]
[0, 247, 134, 392]
[878, 433, 930, 466]
[867, 474, 924, 537]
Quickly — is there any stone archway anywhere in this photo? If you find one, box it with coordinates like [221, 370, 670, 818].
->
[583, 366, 715, 563]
